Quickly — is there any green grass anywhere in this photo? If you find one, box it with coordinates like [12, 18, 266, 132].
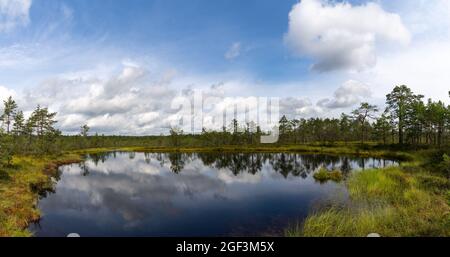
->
[0, 154, 82, 237]
[287, 160, 450, 237]
[313, 168, 343, 183]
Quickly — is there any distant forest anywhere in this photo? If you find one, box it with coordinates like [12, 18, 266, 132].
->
[0, 85, 449, 166]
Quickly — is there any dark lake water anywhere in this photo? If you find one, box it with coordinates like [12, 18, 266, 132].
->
[30, 152, 398, 237]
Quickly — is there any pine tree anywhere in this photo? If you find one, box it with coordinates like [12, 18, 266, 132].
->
[12, 110, 25, 136]
[80, 124, 90, 137]
[0, 96, 18, 134]
[386, 85, 423, 145]
[352, 102, 378, 144]
[373, 114, 391, 144]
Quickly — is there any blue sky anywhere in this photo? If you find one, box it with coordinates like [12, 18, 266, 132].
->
[3, 0, 306, 83]
[0, 0, 449, 134]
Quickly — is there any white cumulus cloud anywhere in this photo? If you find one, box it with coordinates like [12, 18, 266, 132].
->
[0, 85, 17, 101]
[318, 80, 371, 108]
[0, 0, 32, 32]
[284, 0, 410, 72]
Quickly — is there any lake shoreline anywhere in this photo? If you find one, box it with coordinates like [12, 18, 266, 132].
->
[0, 144, 446, 237]
[0, 153, 83, 236]
[71, 144, 414, 161]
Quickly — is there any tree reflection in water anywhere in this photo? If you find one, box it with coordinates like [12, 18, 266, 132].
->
[83, 152, 398, 178]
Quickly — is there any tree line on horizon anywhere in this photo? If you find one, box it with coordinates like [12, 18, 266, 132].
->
[196, 85, 450, 148]
[0, 85, 449, 167]
[275, 85, 449, 146]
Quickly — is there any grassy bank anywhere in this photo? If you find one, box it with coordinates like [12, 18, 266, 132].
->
[313, 168, 343, 183]
[286, 151, 450, 237]
[71, 143, 414, 161]
[0, 154, 82, 236]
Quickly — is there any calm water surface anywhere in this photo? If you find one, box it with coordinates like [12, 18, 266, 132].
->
[30, 152, 398, 237]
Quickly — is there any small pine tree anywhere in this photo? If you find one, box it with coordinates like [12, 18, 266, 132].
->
[0, 96, 18, 134]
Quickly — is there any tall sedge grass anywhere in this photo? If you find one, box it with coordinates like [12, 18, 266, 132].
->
[288, 165, 450, 237]
[313, 167, 343, 183]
